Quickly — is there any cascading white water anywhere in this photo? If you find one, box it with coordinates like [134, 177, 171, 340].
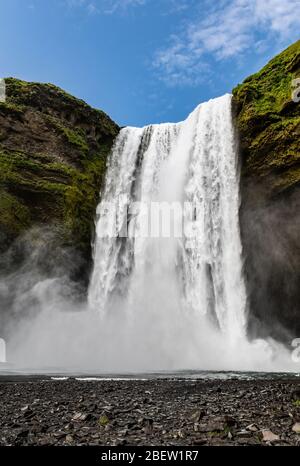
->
[7, 95, 297, 373]
[89, 94, 248, 360]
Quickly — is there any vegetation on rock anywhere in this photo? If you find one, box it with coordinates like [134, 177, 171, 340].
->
[233, 41, 300, 339]
[233, 40, 300, 195]
[0, 77, 119, 280]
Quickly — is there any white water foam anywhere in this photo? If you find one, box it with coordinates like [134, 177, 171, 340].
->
[5, 95, 299, 374]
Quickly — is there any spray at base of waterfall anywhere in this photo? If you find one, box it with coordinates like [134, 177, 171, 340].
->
[2, 95, 299, 373]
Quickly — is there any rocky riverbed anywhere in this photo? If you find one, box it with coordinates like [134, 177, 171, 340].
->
[0, 377, 300, 446]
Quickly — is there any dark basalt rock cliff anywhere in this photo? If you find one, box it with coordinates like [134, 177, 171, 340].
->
[0, 78, 119, 284]
[233, 40, 300, 340]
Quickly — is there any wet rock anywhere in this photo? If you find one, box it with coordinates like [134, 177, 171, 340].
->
[20, 405, 30, 412]
[72, 412, 91, 422]
[141, 418, 154, 434]
[223, 415, 236, 427]
[198, 421, 224, 433]
[246, 424, 258, 432]
[0, 377, 300, 446]
[292, 389, 300, 401]
[39, 436, 52, 446]
[292, 423, 300, 434]
[65, 434, 74, 444]
[192, 438, 207, 445]
[191, 409, 205, 422]
[17, 429, 29, 439]
[261, 430, 280, 442]
[113, 438, 127, 446]
[236, 430, 253, 438]
[23, 410, 35, 420]
[52, 431, 66, 439]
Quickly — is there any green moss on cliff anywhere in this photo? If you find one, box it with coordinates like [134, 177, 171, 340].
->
[234, 41, 300, 115]
[0, 101, 25, 114]
[0, 146, 109, 255]
[5, 77, 82, 107]
[0, 78, 119, 262]
[63, 152, 108, 252]
[62, 127, 89, 153]
[46, 115, 89, 154]
[233, 41, 300, 339]
[0, 190, 31, 237]
[233, 40, 300, 195]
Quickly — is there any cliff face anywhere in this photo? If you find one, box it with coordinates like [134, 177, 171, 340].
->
[0, 78, 119, 282]
[1, 44, 300, 339]
[233, 41, 300, 339]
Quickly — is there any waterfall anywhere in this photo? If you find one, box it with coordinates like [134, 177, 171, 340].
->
[8, 95, 294, 373]
[89, 94, 248, 359]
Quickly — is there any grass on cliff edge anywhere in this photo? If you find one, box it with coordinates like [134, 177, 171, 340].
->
[233, 40, 300, 116]
[4, 77, 117, 131]
[232, 40, 300, 194]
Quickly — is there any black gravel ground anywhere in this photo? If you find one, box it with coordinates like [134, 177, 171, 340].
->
[0, 377, 300, 446]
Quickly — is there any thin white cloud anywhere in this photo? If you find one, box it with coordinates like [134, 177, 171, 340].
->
[104, 0, 147, 14]
[65, 0, 147, 15]
[154, 0, 300, 87]
[255, 0, 300, 36]
[65, 0, 192, 15]
[154, 35, 211, 87]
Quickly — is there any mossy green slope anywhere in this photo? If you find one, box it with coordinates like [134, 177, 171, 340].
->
[0, 78, 119, 273]
[233, 40, 300, 195]
[233, 41, 300, 340]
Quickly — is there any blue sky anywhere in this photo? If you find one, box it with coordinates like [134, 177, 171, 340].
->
[0, 0, 299, 126]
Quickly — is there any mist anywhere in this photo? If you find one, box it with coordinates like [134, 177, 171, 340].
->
[241, 181, 300, 343]
[0, 223, 297, 374]
[2, 262, 298, 374]
[1, 96, 299, 375]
